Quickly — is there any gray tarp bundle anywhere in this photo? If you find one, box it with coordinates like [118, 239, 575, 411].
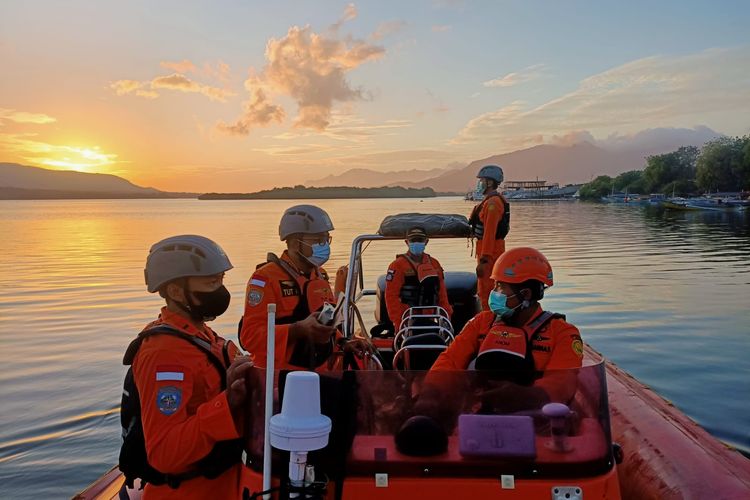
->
[377, 213, 471, 238]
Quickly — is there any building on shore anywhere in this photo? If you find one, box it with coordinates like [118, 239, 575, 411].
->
[502, 180, 581, 199]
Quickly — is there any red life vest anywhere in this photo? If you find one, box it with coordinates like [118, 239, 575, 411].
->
[474, 311, 563, 384]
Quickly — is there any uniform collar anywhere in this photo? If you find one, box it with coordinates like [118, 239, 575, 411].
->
[405, 252, 427, 263]
[281, 249, 319, 279]
[158, 306, 213, 340]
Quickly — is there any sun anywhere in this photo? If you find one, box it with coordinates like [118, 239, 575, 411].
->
[33, 145, 118, 173]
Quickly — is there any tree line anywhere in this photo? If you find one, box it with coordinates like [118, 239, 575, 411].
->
[578, 135, 750, 200]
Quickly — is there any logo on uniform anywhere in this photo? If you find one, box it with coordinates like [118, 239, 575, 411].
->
[248, 289, 264, 306]
[571, 338, 583, 357]
[491, 330, 521, 339]
[386, 269, 395, 282]
[156, 386, 182, 415]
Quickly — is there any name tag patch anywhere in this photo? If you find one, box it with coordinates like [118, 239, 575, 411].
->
[280, 280, 300, 297]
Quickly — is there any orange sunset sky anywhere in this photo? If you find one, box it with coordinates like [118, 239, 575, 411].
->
[1, 1, 749, 192]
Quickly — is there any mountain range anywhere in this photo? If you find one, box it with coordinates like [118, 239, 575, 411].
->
[0, 163, 194, 199]
[306, 126, 722, 192]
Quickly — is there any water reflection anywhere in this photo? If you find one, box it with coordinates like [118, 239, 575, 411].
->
[0, 199, 748, 498]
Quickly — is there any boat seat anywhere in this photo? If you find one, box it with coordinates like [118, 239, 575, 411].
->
[374, 271, 480, 337]
[392, 332, 449, 371]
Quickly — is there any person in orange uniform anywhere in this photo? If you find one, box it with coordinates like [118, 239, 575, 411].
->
[384, 226, 453, 329]
[240, 205, 367, 370]
[431, 247, 583, 405]
[125, 235, 254, 499]
[469, 164, 510, 310]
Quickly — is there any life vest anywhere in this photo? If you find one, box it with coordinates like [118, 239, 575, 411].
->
[119, 324, 243, 489]
[469, 192, 510, 240]
[262, 253, 335, 368]
[397, 254, 441, 308]
[474, 311, 564, 384]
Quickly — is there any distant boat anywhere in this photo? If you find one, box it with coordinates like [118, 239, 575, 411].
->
[664, 196, 747, 211]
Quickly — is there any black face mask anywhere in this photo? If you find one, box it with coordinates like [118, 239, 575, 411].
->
[182, 285, 231, 322]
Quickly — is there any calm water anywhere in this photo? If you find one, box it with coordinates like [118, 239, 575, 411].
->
[0, 198, 748, 498]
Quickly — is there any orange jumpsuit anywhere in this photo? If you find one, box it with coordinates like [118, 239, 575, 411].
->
[240, 251, 336, 369]
[132, 307, 242, 500]
[385, 253, 453, 328]
[472, 192, 507, 310]
[431, 307, 583, 402]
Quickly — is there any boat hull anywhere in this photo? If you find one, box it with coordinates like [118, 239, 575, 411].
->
[75, 346, 750, 500]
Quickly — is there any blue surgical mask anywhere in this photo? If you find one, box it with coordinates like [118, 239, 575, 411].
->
[488, 290, 518, 318]
[303, 241, 330, 267]
[408, 241, 426, 256]
[474, 180, 485, 197]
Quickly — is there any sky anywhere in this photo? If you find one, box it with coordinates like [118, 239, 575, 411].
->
[1, 0, 749, 192]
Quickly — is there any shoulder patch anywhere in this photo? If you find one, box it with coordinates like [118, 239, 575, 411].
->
[386, 269, 395, 281]
[571, 334, 583, 357]
[248, 289, 264, 306]
[156, 386, 182, 415]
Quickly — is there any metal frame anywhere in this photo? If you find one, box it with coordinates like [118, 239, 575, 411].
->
[342, 233, 468, 338]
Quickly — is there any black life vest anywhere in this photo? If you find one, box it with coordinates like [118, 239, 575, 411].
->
[119, 325, 243, 489]
[397, 254, 441, 309]
[474, 311, 564, 384]
[469, 192, 510, 240]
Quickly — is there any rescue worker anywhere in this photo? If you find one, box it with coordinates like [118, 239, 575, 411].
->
[432, 246, 582, 405]
[397, 248, 583, 456]
[384, 226, 453, 329]
[240, 204, 369, 370]
[469, 164, 510, 310]
[126, 235, 254, 499]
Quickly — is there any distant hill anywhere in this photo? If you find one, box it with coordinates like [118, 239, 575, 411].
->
[200, 185, 436, 200]
[401, 142, 646, 193]
[0, 163, 195, 199]
[307, 127, 722, 193]
[305, 163, 462, 188]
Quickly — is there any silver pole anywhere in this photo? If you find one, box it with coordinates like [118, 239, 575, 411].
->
[262, 303, 276, 499]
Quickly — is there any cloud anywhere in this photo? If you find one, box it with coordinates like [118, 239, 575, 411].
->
[220, 6, 384, 135]
[455, 47, 750, 149]
[160, 59, 197, 74]
[483, 64, 545, 88]
[160, 59, 231, 84]
[111, 73, 234, 102]
[111, 58, 234, 102]
[0, 108, 56, 125]
[330, 3, 358, 32]
[151, 73, 234, 101]
[216, 88, 285, 135]
[431, 25, 452, 32]
[371, 20, 407, 41]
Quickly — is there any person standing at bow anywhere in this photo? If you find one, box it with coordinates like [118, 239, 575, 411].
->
[469, 164, 510, 310]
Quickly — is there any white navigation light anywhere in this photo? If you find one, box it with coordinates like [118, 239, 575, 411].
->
[270, 371, 332, 452]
